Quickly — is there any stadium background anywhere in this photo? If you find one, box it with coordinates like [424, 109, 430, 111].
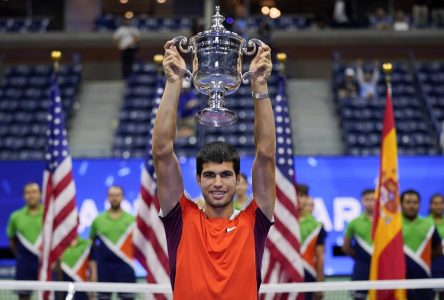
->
[0, 0, 443, 289]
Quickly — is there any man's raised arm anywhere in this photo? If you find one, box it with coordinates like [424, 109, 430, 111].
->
[251, 45, 276, 221]
[152, 41, 185, 215]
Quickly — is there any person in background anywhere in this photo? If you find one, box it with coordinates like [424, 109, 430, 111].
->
[401, 189, 442, 300]
[393, 10, 410, 31]
[412, 0, 430, 27]
[233, 2, 249, 39]
[56, 235, 94, 300]
[429, 193, 444, 300]
[6, 183, 42, 300]
[337, 67, 359, 99]
[369, 7, 392, 30]
[342, 188, 375, 300]
[258, 17, 273, 48]
[90, 186, 136, 300]
[234, 173, 249, 210]
[113, 18, 140, 79]
[356, 59, 380, 100]
[300, 194, 326, 300]
[431, 0, 444, 27]
[331, 0, 352, 28]
[177, 80, 199, 138]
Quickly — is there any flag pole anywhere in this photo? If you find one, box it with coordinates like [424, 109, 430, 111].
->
[51, 50, 62, 74]
[276, 52, 287, 75]
[153, 54, 164, 76]
[383, 62, 392, 90]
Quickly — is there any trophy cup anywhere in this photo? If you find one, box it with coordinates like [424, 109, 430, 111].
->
[170, 6, 264, 127]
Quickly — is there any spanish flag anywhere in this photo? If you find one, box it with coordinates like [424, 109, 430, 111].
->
[369, 64, 406, 300]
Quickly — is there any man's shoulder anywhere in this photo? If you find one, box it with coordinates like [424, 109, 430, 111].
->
[122, 211, 136, 222]
[9, 206, 27, 220]
[418, 216, 434, 227]
[92, 212, 107, 223]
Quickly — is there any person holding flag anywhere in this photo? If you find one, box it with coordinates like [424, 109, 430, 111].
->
[342, 188, 375, 300]
[57, 235, 94, 300]
[401, 189, 442, 300]
[151, 40, 275, 299]
[429, 193, 444, 300]
[6, 182, 42, 300]
[299, 187, 326, 300]
[89, 185, 136, 300]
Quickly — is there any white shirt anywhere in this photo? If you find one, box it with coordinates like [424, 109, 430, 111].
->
[113, 25, 140, 50]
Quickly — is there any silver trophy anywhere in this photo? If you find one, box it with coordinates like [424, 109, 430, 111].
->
[171, 6, 264, 127]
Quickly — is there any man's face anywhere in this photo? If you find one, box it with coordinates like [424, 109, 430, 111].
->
[236, 175, 248, 197]
[401, 193, 420, 219]
[108, 187, 123, 210]
[24, 184, 41, 208]
[362, 192, 375, 214]
[197, 161, 238, 209]
[301, 197, 314, 215]
[430, 196, 444, 217]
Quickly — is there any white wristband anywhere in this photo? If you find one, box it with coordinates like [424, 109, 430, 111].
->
[252, 91, 270, 100]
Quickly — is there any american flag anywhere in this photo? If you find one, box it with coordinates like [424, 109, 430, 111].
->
[262, 74, 304, 299]
[133, 75, 170, 298]
[39, 72, 78, 291]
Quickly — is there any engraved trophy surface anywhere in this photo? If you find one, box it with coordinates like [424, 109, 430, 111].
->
[171, 6, 264, 127]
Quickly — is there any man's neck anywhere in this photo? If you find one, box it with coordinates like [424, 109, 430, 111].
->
[364, 211, 373, 219]
[403, 214, 417, 221]
[27, 205, 39, 214]
[433, 214, 443, 221]
[109, 208, 122, 219]
[236, 194, 248, 204]
[204, 205, 234, 219]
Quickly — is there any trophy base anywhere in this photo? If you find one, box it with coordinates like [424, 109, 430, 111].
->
[196, 108, 237, 127]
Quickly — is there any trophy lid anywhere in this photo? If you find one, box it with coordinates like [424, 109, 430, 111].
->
[192, 6, 242, 42]
[210, 6, 226, 32]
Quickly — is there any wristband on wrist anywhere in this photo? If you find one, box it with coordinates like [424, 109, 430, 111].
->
[252, 91, 270, 100]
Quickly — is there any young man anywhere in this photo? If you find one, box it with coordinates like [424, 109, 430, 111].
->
[89, 186, 135, 300]
[57, 235, 94, 300]
[401, 189, 442, 300]
[342, 189, 375, 300]
[429, 193, 444, 300]
[6, 183, 42, 300]
[234, 173, 249, 210]
[153, 41, 275, 299]
[300, 195, 326, 300]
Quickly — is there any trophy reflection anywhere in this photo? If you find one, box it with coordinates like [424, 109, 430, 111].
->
[171, 6, 264, 127]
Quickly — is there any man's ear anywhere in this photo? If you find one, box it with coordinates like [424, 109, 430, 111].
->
[236, 174, 240, 185]
[196, 174, 201, 186]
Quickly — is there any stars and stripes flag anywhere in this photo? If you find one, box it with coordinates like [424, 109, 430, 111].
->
[133, 76, 170, 298]
[39, 71, 78, 295]
[369, 72, 406, 300]
[262, 73, 304, 300]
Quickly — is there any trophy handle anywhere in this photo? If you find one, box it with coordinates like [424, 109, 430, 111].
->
[170, 36, 193, 53]
[242, 38, 265, 56]
[181, 68, 193, 81]
[241, 70, 255, 84]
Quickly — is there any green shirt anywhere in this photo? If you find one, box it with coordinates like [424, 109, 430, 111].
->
[61, 237, 92, 268]
[345, 214, 373, 246]
[90, 211, 135, 244]
[6, 205, 43, 244]
[402, 216, 435, 252]
[428, 215, 444, 239]
[300, 214, 323, 244]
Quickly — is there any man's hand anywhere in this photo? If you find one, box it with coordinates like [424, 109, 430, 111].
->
[249, 45, 272, 88]
[163, 41, 186, 83]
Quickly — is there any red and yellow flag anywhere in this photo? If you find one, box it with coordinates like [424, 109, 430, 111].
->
[369, 67, 406, 300]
